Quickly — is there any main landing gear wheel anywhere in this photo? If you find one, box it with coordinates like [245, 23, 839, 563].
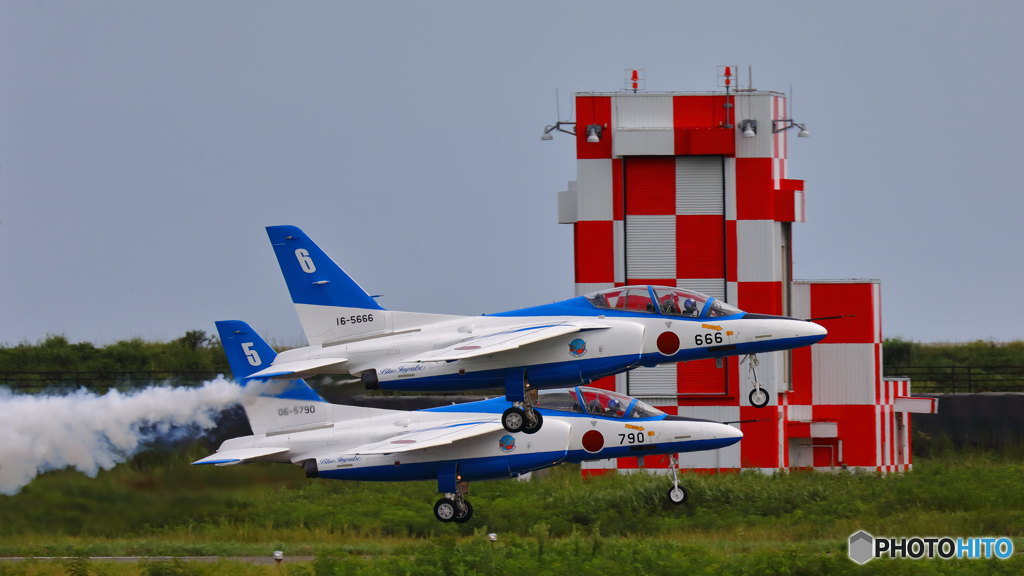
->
[503, 405, 543, 434]
[453, 499, 473, 523]
[668, 486, 688, 504]
[434, 498, 456, 522]
[502, 407, 525, 433]
[522, 409, 543, 434]
[434, 497, 473, 523]
[749, 387, 770, 408]
[503, 371, 544, 433]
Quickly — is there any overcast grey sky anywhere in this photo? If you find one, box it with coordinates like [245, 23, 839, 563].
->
[2, 0, 1022, 346]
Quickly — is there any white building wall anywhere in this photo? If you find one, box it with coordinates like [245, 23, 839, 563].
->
[575, 159, 614, 221]
[627, 363, 676, 397]
[734, 93, 776, 159]
[790, 282, 812, 322]
[625, 215, 675, 278]
[613, 220, 625, 284]
[724, 157, 737, 220]
[736, 220, 782, 282]
[676, 156, 724, 215]
[612, 95, 675, 156]
[677, 278, 726, 301]
[812, 343, 877, 405]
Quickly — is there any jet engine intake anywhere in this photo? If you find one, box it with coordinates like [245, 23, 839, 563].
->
[361, 369, 379, 390]
[301, 459, 319, 479]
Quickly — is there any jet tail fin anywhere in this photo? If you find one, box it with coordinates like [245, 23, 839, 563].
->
[215, 320, 330, 435]
[266, 225, 384, 310]
[267, 225, 389, 345]
[265, 226, 462, 346]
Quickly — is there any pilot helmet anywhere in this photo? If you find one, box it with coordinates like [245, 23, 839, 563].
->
[607, 398, 621, 411]
[683, 298, 698, 312]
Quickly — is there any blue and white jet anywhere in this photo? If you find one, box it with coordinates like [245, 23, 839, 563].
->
[196, 321, 743, 522]
[252, 225, 827, 434]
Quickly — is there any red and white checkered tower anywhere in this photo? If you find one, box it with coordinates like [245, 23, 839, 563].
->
[556, 68, 936, 475]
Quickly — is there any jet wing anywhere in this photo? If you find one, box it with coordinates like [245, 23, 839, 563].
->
[405, 321, 610, 363]
[192, 446, 290, 466]
[247, 358, 348, 380]
[352, 420, 505, 455]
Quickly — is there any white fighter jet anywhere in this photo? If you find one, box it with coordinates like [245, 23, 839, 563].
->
[196, 321, 743, 522]
[252, 226, 826, 434]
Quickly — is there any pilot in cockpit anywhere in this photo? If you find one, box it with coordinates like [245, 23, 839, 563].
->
[683, 298, 700, 317]
[660, 295, 680, 315]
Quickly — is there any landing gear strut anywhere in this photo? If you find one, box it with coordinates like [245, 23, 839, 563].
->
[434, 482, 473, 523]
[743, 354, 770, 408]
[501, 372, 542, 434]
[667, 454, 688, 504]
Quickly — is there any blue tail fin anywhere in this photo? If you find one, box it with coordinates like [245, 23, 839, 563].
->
[266, 225, 385, 310]
[215, 320, 325, 404]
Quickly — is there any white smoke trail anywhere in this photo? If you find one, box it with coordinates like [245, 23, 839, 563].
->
[0, 377, 242, 495]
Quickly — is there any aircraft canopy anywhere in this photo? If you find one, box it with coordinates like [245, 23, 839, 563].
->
[584, 285, 741, 319]
[535, 386, 664, 419]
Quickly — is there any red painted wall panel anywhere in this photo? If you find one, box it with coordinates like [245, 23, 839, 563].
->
[624, 157, 676, 215]
[673, 95, 733, 128]
[616, 457, 641, 469]
[574, 221, 614, 283]
[740, 406, 780, 468]
[789, 346, 813, 405]
[680, 357, 741, 405]
[677, 215, 725, 278]
[672, 95, 735, 155]
[813, 404, 878, 467]
[779, 179, 804, 191]
[737, 281, 783, 316]
[809, 283, 876, 343]
[678, 359, 728, 395]
[589, 375, 617, 392]
[813, 438, 840, 468]
[735, 157, 776, 220]
[576, 96, 613, 159]
[773, 188, 795, 222]
[676, 129, 735, 156]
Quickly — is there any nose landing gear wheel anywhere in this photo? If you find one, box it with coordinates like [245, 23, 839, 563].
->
[748, 387, 770, 408]
[742, 354, 770, 408]
[667, 454, 688, 505]
[668, 486, 688, 504]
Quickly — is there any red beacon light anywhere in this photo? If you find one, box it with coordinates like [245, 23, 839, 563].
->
[625, 68, 644, 93]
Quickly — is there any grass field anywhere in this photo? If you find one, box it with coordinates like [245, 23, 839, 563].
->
[2, 444, 1023, 575]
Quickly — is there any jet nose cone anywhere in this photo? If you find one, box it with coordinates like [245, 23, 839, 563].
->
[705, 422, 743, 444]
[803, 320, 828, 344]
[720, 423, 743, 441]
